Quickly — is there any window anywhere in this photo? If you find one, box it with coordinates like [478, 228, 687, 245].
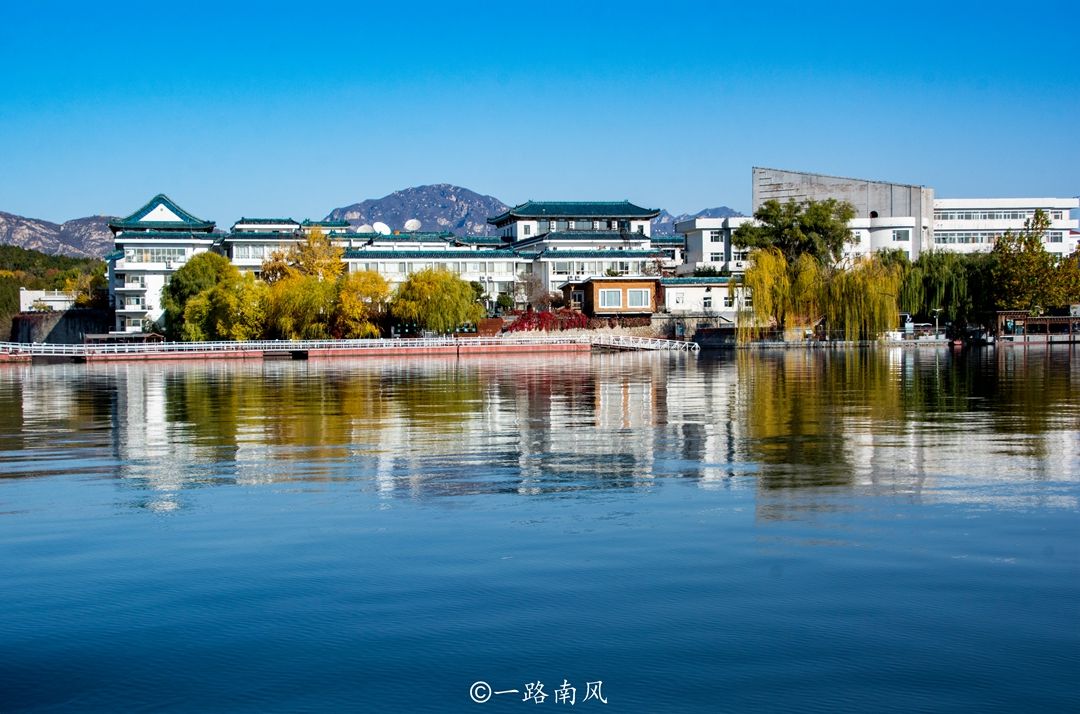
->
[709, 230, 723, 242]
[723, 296, 734, 308]
[744, 295, 753, 308]
[709, 253, 723, 262]
[599, 289, 622, 308]
[674, 291, 684, 305]
[524, 224, 531, 236]
[571, 290, 584, 305]
[628, 289, 650, 308]
[703, 295, 712, 309]
[892, 229, 910, 242]
[1048, 232, 1063, 243]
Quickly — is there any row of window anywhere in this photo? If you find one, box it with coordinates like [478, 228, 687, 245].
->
[599, 289, 651, 309]
[934, 231, 1065, 245]
[550, 260, 647, 276]
[232, 243, 292, 260]
[670, 292, 751, 309]
[123, 247, 188, 264]
[350, 261, 522, 275]
[935, 210, 1065, 221]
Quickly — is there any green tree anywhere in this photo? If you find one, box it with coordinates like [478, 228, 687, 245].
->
[391, 268, 485, 333]
[992, 210, 1058, 311]
[182, 273, 268, 341]
[161, 252, 239, 340]
[334, 270, 389, 338]
[734, 198, 857, 265]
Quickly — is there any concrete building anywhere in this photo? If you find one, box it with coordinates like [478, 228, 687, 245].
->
[749, 167, 1078, 259]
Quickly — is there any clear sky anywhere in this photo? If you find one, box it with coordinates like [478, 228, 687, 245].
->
[2, 0, 1077, 225]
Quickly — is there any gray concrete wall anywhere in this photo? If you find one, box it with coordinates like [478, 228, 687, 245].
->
[11, 310, 111, 344]
[751, 167, 935, 256]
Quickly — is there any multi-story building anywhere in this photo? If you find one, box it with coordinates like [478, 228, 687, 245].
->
[105, 196, 667, 333]
[747, 167, 1079, 259]
[106, 194, 218, 332]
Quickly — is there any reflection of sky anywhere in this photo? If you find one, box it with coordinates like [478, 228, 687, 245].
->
[3, 350, 1078, 515]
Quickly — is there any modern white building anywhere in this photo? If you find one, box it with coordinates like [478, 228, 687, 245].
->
[747, 167, 1079, 259]
[931, 198, 1078, 256]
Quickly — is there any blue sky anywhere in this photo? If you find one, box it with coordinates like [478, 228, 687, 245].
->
[2, 0, 1077, 224]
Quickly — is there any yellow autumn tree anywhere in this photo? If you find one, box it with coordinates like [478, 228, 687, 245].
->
[390, 268, 484, 334]
[334, 270, 389, 338]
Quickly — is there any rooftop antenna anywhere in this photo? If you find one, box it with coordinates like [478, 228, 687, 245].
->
[373, 221, 392, 236]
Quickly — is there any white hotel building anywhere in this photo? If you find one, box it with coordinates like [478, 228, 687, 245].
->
[676, 168, 1078, 276]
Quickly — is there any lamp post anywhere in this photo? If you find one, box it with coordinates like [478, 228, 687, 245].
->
[931, 307, 943, 339]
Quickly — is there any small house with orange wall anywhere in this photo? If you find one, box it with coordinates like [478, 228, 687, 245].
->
[559, 276, 660, 317]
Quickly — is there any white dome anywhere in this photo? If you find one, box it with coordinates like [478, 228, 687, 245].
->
[404, 218, 422, 232]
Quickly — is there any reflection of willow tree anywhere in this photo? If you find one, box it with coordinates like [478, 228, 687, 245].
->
[739, 350, 902, 489]
[385, 366, 485, 433]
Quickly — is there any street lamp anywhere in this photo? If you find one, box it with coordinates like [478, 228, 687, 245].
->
[931, 307, 943, 339]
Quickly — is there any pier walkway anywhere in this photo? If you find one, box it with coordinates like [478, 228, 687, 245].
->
[0, 334, 697, 363]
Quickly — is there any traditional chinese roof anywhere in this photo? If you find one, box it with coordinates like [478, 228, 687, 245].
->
[343, 249, 522, 260]
[111, 231, 219, 242]
[659, 277, 732, 285]
[104, 249, 125, 262]
[301, 219, 351, 228]
[222, 232, 302, 240]
[488, 201, 660, 225]
[450, 235, 505, 246]
[650, 235, 685, 245]
[510, 230, 652, 250]
[532, 249, 663, 259]
[109, 194, 215, 233]
[234, 217, 298, 225]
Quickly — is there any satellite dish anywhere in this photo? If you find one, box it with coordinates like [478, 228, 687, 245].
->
[404, 218, 422, 232]
[373, 221, 391, 236]
[357, 223, 374, 233]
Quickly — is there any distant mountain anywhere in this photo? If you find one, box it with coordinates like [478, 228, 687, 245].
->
[1, 187, 742, 258]
[0, 211, 113, 258]
[326, 184, 509, 236]
[651, 206, 743, 236]
[327, 184, 742, 238]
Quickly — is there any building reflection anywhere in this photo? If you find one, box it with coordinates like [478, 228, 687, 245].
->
[4, 347, 1077, 514]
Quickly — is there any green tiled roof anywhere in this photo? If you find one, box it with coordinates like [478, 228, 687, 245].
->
[301, 219, 351, 228]
[451, 235, 505, 246]
[659, 277, 732, 285]
[112, 231, 218, 241]
[510, 230, 652, 250]
[534, 249, 663, 259]
[343, 249, 522, 260]
[109, 194, 215, 232]
[104, 249, 125, 262]
[488, 201, 660, 225]
[234, 217, 298, 224]
[650, 235, 685, 245]
[223, 232, 301, 240]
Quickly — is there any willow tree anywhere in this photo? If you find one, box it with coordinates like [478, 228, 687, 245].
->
[181, 273, 268, 341]
[391, 268, 484, 333]
[822, 256, 903, 341]
[259, 229, 345, 284]
[334, 270, 389, 338]
[265, 273, 338, 340]
[733, 198, 855, 341]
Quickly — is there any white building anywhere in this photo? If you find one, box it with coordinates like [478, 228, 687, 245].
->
[106, 194, 217, 332]
[931, 198, 1078, 257]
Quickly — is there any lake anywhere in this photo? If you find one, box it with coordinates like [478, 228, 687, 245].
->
[1, 348, 1077, 712]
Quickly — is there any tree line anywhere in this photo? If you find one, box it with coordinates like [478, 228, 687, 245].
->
[0, 245, 106, 339]
[733, 200, 1080, 341]
[160, 231, 483, 341]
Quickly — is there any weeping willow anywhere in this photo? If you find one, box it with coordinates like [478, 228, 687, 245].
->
[737, 248, 826, 342]
[822, 257, 903, 341]
[738, 249, 905, 343]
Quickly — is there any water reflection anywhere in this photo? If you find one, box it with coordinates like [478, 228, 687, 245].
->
[0, 348, 1077, 514]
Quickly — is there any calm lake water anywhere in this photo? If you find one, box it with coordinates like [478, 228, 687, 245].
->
[1, 348, 1078, 712]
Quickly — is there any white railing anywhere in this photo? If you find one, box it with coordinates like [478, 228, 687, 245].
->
[0, 334, 698, 357]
